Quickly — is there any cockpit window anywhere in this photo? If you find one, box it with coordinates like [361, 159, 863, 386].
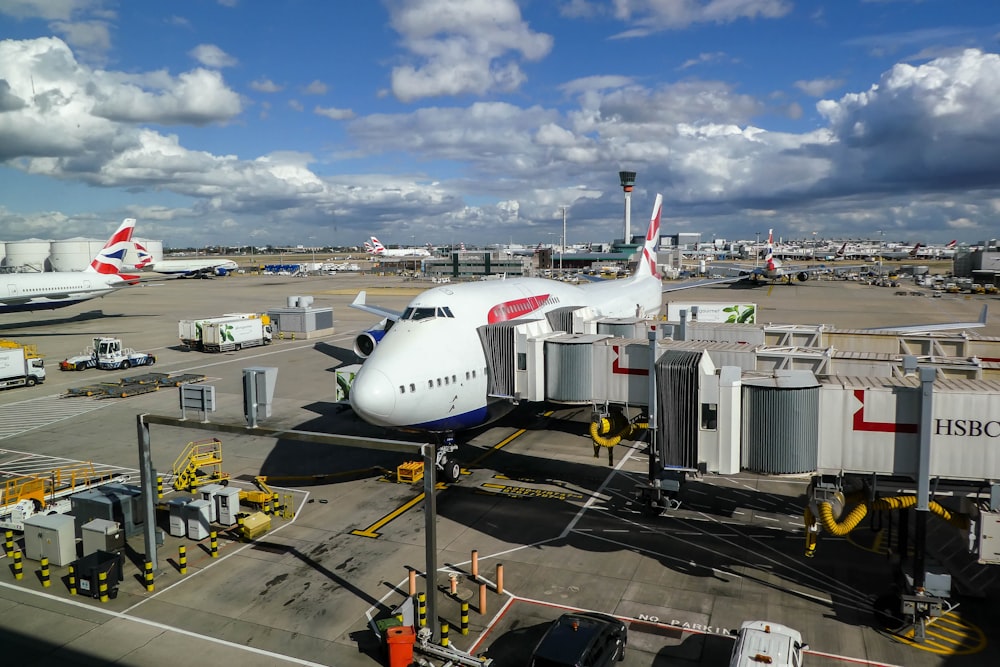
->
[402, 307, 437, 321]
[441, 307, 454, 318]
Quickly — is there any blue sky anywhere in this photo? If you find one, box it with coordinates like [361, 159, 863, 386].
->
[1, 0, 998, 249]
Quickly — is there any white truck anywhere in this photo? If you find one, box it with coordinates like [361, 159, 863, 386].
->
[201, 317, 273, 352]
[59, 337, 156, 371]
[179, 313, 264, 350]
[0, 347, 46, 389]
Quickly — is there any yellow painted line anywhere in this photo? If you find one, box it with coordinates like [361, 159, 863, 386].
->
[469, 410, 554, 467]
[896, 611, 987, 656]
[349, 482, 448, 539]
[480, 482, 584, 501]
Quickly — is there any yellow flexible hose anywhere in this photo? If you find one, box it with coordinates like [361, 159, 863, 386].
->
[589, 415, 648, 448]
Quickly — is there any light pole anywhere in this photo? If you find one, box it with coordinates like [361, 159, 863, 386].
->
[560, 206, 567, 272]
[878, 229, 884, 282]
[755, 231, 760, 268]
[309, 236, 316, 270]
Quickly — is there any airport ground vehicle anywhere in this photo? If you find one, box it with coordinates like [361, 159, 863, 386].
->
[59, 337, 156, 371]
[729, 620, 807, 667]
[201, 316, 273, 352]
[179, 313, 267, 350]
[0, 344, 45, 389]
[529, 612, 627, 667]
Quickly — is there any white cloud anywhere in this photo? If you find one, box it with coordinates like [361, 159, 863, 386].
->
[189, 43, 237, 68]
[50, 20, 110, 56]
[250, 77, 282, 93]
[288, 99, 303, 112]
[794, 77, 844, 97]
[0, 0, 103, 21]
[611, 0, 792, 37]
[303, 80, 328, 95]
[315, 105, 355, 120]
[386, 0, 553, 101]
[678, 51, 728, 70]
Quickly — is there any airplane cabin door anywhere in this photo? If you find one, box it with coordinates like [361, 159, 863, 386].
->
[6, 284, 17, 297]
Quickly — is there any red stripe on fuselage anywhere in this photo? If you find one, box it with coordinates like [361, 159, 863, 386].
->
[488, 294, 550, 323]
[852, 389, 918, 433]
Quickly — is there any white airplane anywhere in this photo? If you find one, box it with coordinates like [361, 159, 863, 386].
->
[366, 236, 431, 257]
[131, 244, 238, 277]
[348, 194, 687, 481]
[0, 218, 140, 313]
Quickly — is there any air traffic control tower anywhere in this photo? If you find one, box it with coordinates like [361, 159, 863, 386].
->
[619, 170, 636, 244]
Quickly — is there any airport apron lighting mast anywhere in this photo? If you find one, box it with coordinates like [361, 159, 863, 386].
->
[619, 170, 636, 243]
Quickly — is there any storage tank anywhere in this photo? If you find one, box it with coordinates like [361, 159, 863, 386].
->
[4, 239, 50, 271]
[50, 238, 94, 271]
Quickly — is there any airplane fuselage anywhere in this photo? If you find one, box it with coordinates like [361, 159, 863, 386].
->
[349, 274, 661, 432]
[1, 273, 129, 312]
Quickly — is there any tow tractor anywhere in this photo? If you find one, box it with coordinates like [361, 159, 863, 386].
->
[60, 337, 156, 371]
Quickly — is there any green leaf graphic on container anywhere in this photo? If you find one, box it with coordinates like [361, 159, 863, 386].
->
[221, 324, 235, 342]
[722, 305, 755, 324]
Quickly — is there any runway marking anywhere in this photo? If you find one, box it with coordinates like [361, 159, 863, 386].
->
[0, 393, 115, 440]
[896, 611, 987, 656]
[349, 483, 447, 539]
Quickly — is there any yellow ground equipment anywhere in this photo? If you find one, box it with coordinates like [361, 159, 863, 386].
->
[171, 438, 229, 491]
[237, 511, 271, 541]
[0, 340, 42, 359]
[396, 461, 424, 483]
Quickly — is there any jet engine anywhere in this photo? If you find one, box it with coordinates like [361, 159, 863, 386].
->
[354, 318, 393, 358]
[796, 271, 810, 282]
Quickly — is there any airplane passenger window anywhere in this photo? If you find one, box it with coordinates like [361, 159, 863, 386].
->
[452, 375, 456, 383]
[472, 370, 476, 378]
[399, 386, 405, 394]
[409, 383, 415, 392]
[465, 372, 470, 380]
[444, 377, 449, 385]
[428, 380, 433, 388]
[437, 378, 442, 386]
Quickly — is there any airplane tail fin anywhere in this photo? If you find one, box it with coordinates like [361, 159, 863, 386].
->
[946, 240, 957, 249]
[836, 242, 847, 257]
[86, 218, 137, 275]
[909, 243, 922, 257]
[764, 229, 775, 270]
[979, 304, 988, 325]
[632, 193, 662, 279]
[131, 242, 153, 269]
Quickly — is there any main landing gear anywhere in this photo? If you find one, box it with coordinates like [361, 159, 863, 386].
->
[436, 435, 461, 484]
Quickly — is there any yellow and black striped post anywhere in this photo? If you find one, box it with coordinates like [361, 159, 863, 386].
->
[440, 621, 450, 648]
[12, 550, 23, 580]
[144, 561, 154, 592]
[39, 556, 50, 588]
[68, 564, 77, 595]
[178, 545, 187, 574]
[210, 531, 219, 558]
[262, 496, 271, 515]
[4, 530, 13, 558]
[236, 514, 246, 541]
[98, 571, 109, 603]
[417, 591, 427, 627]
[156, 475, 164, 500]
[271, 493, 281, 515]
[460, 601, 469, 635]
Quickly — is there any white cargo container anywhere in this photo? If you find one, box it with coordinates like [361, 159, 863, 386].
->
[179, 313, 265, 350]
[0, 347, 45, 389]
[667, 302, 756, 324]
[201, 317, 273, 352]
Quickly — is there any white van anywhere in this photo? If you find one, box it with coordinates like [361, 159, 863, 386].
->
[729, 621, 807, 666]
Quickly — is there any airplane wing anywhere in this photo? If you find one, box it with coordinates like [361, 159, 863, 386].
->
[350, 290, 404, 321]
[662, 276, 743, 292]
[863, 305, 988, 334]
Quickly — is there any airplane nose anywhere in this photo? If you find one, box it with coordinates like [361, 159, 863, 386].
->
[349, 368, 396, 423]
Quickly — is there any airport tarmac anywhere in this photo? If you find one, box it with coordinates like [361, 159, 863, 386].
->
[0, 273, 997, 666]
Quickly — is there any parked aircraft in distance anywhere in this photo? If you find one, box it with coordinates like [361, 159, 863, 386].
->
[0, 218, 140, 313]
[706, 229, 864, 286]
[131, 244, 238, 277]
[365, 236, 431, 257]
[348, 194, 709, 481]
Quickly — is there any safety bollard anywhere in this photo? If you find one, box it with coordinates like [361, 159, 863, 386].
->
[12, 550, 23, 580]
[418, 591, 427, 627]
[471, 549, 478, 577]
[236, 514, 246, 541]
[156, 475, 163, 500]
[461, 601, 469, 635]
[210, 531, 219, 558]
[262, 496, 272, 515]
[40, 556, 50, 588]
[68, 564, 77, 595]
[144, 561, 154, 592]
[179, 545, 187, 574]
[478, 580, 487, 615]
[440, 622, 450, 648]
[449, 573, 458, 595]
[408, 568, 417, 596]
[4, 529, 13, 558]
[271, 493, 281, 514]
[98, 571, 109, 603]
[496, 563, 504, 595]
